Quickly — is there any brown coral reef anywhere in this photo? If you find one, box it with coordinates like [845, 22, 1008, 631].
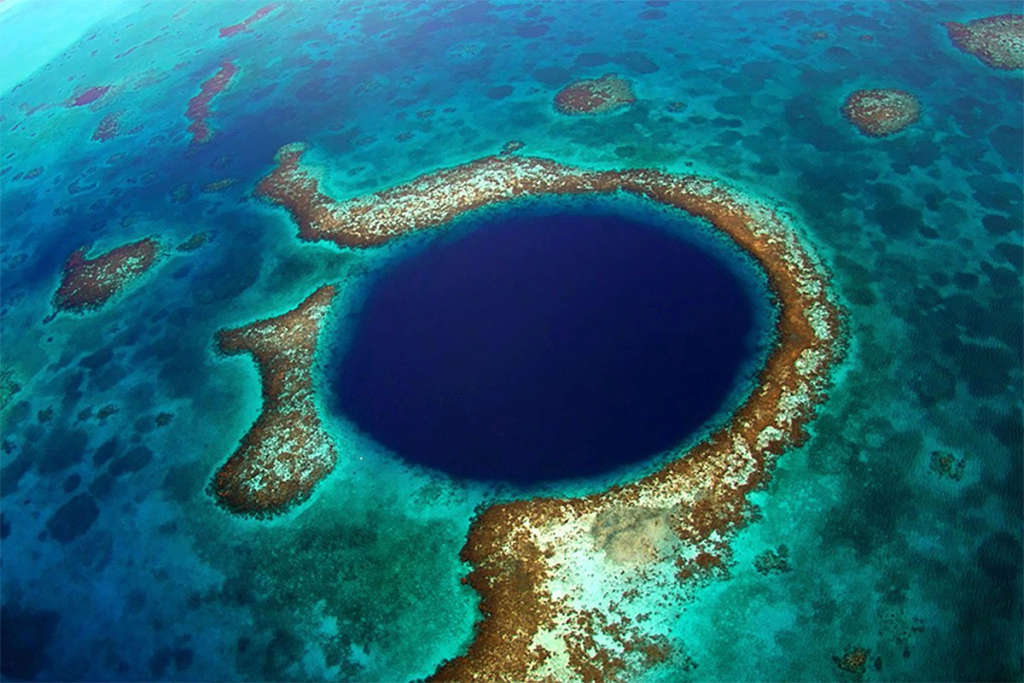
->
[943, 14, 1024, 71]
[249, 144, 844, 680]
[553, 73, 636, 115]
[841, 89, 920, 138]
[50, 237, 162, 317]
[212, 286, 338, 516]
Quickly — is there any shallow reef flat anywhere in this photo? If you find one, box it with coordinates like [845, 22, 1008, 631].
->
[942, 14, 1024, 71]
[47, 238, 163, 319]
[212, 285, 338, 516]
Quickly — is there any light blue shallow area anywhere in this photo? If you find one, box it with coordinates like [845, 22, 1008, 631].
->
[0, 1, 1021, 681]
[0, 0, 139, 95]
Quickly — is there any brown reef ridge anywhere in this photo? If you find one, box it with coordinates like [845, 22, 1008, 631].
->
[553, 73, 636, 115]
[48, 237, 162, 319]
[212, 285, 339, 517]
[841, 89, 921, 138]
[185, 61, 238, 144]
[242, 144, 845, 680]
[942, 14, 1024, 71]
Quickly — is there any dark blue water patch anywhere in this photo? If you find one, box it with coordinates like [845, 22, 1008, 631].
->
[45, 492, 99, 544]
[0, 449, 31, 498]
[61, 473, 81, 494]
[92, 438, 119, 468]
[108, 446, 153, 477]
[533, 65, 572, 86]
[79, 348, 113, 370]
[188, 223, 264, 308]
[149, 647, 194, 678]
[612, 51, 659, 74]
[37, 427, 88, 475]
[328, 200, 770, 485]
[574, 52, 609, 68]
[0, 600, 61, 680]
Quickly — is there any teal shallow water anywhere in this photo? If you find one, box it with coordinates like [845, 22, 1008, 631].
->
[1, 1, 1021, 681]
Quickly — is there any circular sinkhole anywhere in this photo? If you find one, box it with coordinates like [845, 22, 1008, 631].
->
[326, 198, 774, 485]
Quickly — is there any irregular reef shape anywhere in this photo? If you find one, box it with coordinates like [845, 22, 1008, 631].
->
[212, 286, 339, 517]
[201, 178, 239, 193]
[175, 231, 211, 253]
[553, 73, 635, 115]
[841, 89, 920, 137]
[942, 14, 1024, 71]
[254, 145, 845, 681]
[499, 139, 526, 155]
[834, 647, 870, 675]
[0, 369, 21, 411]
[185, 62, 238, 144]
[92, 111, 122, 142]
[49, 238, 161, 317]
[929, 450, 965, 481]
[68, 85, 110, 108]
[219, 4, 279, 38]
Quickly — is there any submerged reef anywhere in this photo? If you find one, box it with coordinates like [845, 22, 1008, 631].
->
[219, 3, 279, 38]
[175, 231, 212, 253]
[48, 238, 161, 317]
[91, 111, 122, 142]
[553, 73, 635, 115]
[185, 62, 238, 144]
[834, 647, 870, 675]
[841, 89, 921, 137]
[929, 450, 966, 481]
[251, 145, 844, 680]
[0, 369, 21, 411]
[67, 85, 110, 108]
[942, 14, 1024, 71]
[499, 139, 526, 156]
[212, 286, 338, 517]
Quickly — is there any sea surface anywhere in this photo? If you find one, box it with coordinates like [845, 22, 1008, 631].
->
[1, 1, 1021, 681]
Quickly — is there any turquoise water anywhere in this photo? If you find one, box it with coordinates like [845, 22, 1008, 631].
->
[1, 1, 1021, 681]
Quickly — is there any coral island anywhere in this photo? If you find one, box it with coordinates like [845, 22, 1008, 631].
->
[942, 14, 1024, 71]
[250, 144, 845, 680]
[841, 89, 920, 137]
[49, 238, 161, 317]
[554, 73, 635, 115]
[212, 286, 339, 516]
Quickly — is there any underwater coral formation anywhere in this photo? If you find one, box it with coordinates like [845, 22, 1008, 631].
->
[841, 89, 921, 137]
[212, 286, 338, 517]
[942, 14, 1024, 71]
[254, 145, 845, 680]
[185, 62, 238, 144]
[553, 73, 635, 115]
[49, 238, 162, 316]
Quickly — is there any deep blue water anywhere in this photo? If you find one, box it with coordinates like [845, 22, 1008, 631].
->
[331, 205, 761, 484]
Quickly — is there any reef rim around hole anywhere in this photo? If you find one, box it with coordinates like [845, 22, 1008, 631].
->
[211, 145, 845, 682]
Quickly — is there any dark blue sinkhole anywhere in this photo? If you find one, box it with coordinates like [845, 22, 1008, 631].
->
[326, 199, 773, 485]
